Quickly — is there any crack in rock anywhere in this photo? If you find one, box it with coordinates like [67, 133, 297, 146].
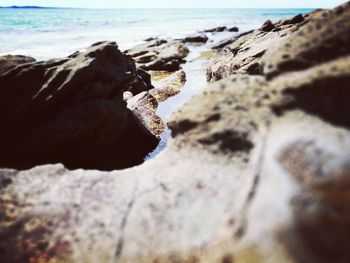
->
[112, 182, 138, 263]
[234, 125, 271, 239]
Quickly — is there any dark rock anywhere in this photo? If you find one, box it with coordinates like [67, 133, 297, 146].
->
[260, 20, 275, 32]
[0, 41, 159, 170]
[282, 14, 305, 25]
[181, 33, 208, 44]
[272, 27, 282, 32]
[228, 27, 239, 32]
[203, 26, 227, 33]
[128, 68, 154, 95]
[144, 37, 157, 42]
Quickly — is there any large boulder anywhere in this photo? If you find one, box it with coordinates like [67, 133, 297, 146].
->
[126, 38, 189, 72]
[1, 2, 350, 263]
[0, 42, 159, 170]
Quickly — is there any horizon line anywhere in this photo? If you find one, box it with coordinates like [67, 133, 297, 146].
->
[0, 5, 319, 10]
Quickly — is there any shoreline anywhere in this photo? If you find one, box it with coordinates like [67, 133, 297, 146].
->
[0, 8, 311, 60]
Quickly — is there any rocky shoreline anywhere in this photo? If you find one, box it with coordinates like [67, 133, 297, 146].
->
[1, 1, 350, 262]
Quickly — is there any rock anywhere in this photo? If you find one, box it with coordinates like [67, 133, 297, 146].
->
[0, 55, 36, 68]
[228, 26, 239, 32]
[128, 68, 154, 95]
[2, 57, 350, 263]
[0, 41, 159, 171]
[207, 30, 277, 81]
[203, 26, 227, 33]
[127, 92, 166, 137]
[126, 38, 189, 72]
[149, 69, 187, 102]
[207, 12, 310, 81]
[211, 30, 254, 50]
[282, 13, 305, 25]
[1, 2, 350, 263]
[260, 19, 275, 32]
[263, 4, 350, 77]
[144, 37, 157, 42]
[211, 36, 238, 50]
[180, 33, 208, 44]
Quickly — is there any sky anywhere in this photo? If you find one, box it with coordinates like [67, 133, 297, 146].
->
[0, 0, 345, 9]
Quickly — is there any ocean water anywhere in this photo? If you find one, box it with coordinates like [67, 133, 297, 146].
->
[0, 8, 313, 60]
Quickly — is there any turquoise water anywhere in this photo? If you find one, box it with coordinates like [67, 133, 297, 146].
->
[0, 8, 312, 59]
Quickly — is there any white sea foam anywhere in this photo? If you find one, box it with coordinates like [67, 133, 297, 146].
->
[0, 8, 311, 60]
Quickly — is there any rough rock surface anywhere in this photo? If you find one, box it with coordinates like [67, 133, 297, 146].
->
[0, 42, 159, 171]
[126, 38, 189, 72]
[206, 13, 309, 81]
[150, 70, 187, 102]
[1, 2, 350, 263]
[262, 4, 350, 78]
[127, 92, 166, 137]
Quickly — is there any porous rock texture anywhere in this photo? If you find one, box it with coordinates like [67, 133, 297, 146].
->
[123, 69, 187, 138]
[126, 38, 189, 72]
[150, 69, 187, 102]
[127, 91, 166, 138]
[1, 2, 350, 263]
[206, 12, 311, 81]
[0, 42, 159, 171]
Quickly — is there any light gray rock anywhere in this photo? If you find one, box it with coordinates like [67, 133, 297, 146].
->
[149, 69, 186, 102]
[127, 91, 165, 137]
[126, 38, 189, 72]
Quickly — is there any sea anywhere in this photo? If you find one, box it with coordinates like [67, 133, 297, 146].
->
[0, 7, 313, 60]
